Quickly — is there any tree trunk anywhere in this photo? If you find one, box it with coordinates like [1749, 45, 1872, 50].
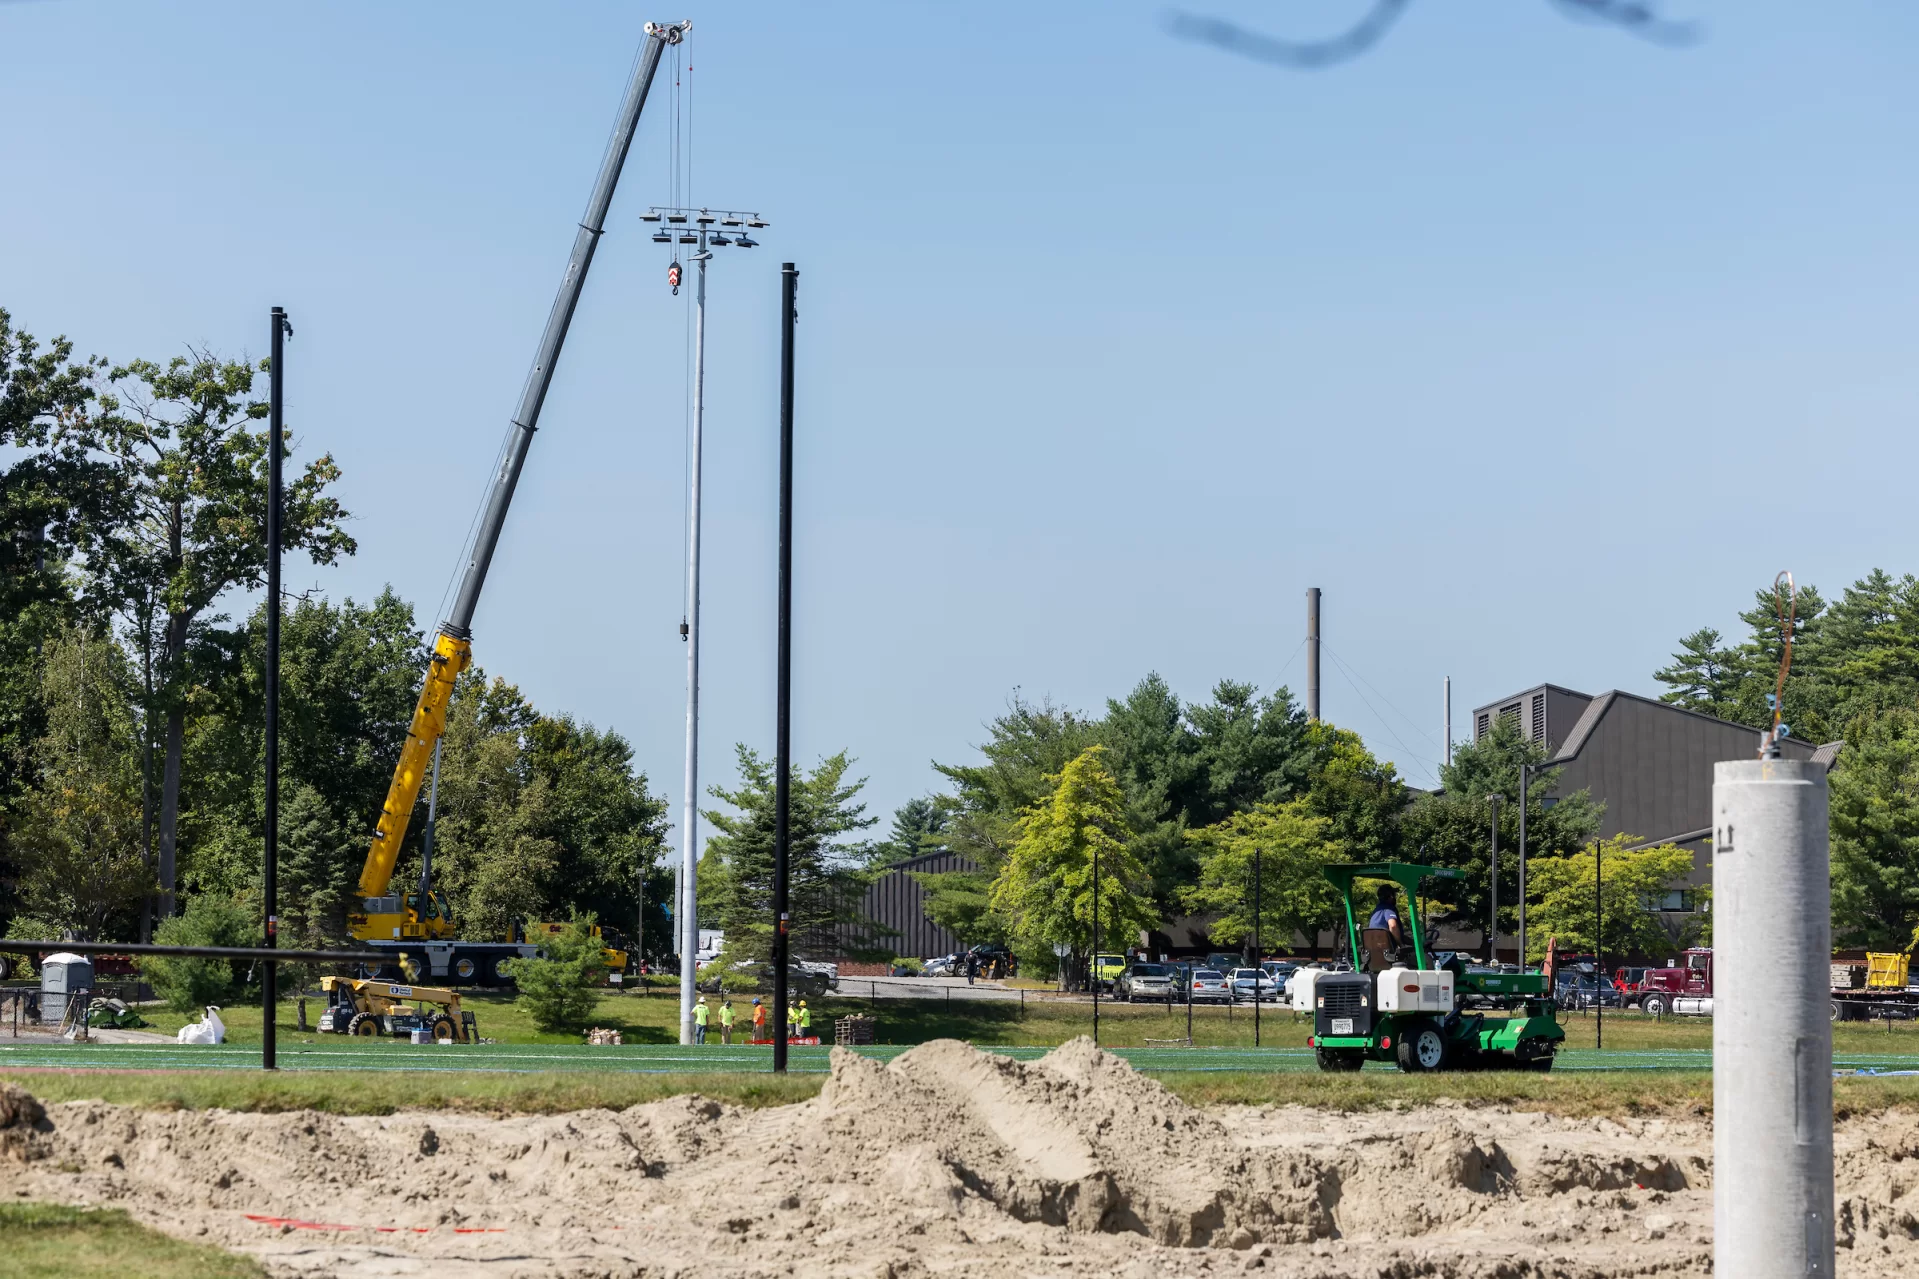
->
[155, 611, 189, 920]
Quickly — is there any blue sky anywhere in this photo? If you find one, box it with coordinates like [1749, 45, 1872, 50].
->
[3, 1, 1915, 833]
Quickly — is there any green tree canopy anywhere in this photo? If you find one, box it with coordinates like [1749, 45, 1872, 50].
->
[1523, 837, 1697, 962]
[989, 746, 1155, 971]
[1399, 715, 1602, 935]
[1829, 709, 1919, 950]
[1181, 800, 1343, 958]
[701, 747, 877, 961]
[8, 625, 150, 941]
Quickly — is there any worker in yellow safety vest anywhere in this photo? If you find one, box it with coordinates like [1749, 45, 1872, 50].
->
[692, 995, 710, 1045]
[785, 1000, 800, 1042]
[798, 999, 811, 1041]
[718, 997, 735, 1045]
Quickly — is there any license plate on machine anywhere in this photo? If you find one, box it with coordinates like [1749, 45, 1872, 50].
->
[1331, 1018, 1354, 1035]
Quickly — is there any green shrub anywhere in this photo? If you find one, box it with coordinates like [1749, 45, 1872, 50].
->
[891, 957, 924, 976]
[142, 896, 257, 1012]
[506, 917, 606, 1034]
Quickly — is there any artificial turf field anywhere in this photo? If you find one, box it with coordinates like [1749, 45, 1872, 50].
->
[7, 1039, 1919, 1075]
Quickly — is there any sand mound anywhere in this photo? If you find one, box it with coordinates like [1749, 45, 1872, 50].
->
[811, 1037, 1326, 1245]
[1, 1038, 1917, 1277]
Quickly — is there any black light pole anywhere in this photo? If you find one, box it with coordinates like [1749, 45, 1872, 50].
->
[771, 264, 797, 1074]
[1090, 814, 1100, 1047]
[1252, 841, 1262, 1048]
[263, 306, 291, 1072]
[1594, 837, 1604, 1050]
[1517, 762, 1535, 966]
[1487, 793, 1502, 964]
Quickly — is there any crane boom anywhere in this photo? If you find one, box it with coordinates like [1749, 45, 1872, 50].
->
[356, 21, 685, 908]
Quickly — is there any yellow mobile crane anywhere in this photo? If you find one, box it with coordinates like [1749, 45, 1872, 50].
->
[348, 21, 687, 988]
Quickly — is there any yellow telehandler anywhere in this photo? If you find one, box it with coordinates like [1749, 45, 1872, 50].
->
[316, 975, 480, 1043]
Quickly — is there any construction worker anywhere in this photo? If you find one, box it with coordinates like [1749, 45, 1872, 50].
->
[797, 999, 812, 1041]
[718, 997, 735, 1045]
[786, 1000, 800, 1042]
[692, 994, 710, 1045]
[751, 997, 767, 1042]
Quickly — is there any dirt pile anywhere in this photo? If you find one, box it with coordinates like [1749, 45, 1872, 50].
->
[0, 1038, 1915, 1278]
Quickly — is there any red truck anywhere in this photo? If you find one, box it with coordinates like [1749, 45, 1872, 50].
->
[1636, 948, 1713, 1017]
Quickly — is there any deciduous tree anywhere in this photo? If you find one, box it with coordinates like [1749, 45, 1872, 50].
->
[989, 747, 1155, 977]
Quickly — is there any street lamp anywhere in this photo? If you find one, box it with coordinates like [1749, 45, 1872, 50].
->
[1514, 755, 1565, 968]
[648, 204, 770, 1047]
[1486, 793, 1501, 965]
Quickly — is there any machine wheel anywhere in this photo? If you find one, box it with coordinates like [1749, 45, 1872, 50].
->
[1315, 1047, 1364, 1072]
[1832, 1001, 1846, 1023]
[1640, 994, 1668, 1018]
[452, 954, 478, 983]
[1396, 1019, 1449, 1073]
[0, 955, 12, 980]
[426, 1014, 458, 1044]
[493, 956, 517, 984]
[1520, 1052, 1555, 1073]
[402, 953, 430, 981]
[345, 1012, 383, 1038]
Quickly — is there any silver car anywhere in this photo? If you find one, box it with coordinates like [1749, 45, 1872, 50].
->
[1118, 962, 1178, 1002]
[1229, 967, 1281, 1001]
[1187, 968, 1231, 1002]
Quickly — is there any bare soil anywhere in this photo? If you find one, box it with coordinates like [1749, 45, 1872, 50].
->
[2, 1038, 1916, 1278]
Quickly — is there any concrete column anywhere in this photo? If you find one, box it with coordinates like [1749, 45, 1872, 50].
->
[1713, 758, 1833, 1279]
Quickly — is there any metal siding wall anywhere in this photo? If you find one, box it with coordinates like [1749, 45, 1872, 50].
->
[833, 852, 978, 959]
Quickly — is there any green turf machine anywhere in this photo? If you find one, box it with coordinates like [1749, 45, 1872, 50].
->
[1297, 862, 1565, 1073]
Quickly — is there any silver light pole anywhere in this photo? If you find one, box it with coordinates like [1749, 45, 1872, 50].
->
[647, 206, 767, 1045]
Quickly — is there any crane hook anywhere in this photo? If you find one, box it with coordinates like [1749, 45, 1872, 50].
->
[668, 260, 682, 295]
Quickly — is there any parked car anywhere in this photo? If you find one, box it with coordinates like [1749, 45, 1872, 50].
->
[1118, 962, 1178, 1002]
[1205, 952, 1243, 975]
[1228, 967, 1282, 1001]
[697, 963, 830, 1000]
[922, 953, 960, 978]
[1262, 961, 1299, 996]
[1187, 968, 1231, 1002]
[1555, 975, 1624, 1009]
[795, 959, 840, 989]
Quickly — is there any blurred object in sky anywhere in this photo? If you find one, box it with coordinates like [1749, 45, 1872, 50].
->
[1167, 0, 1698, 71]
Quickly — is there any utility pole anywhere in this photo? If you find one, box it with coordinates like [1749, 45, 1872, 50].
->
[1517, 762, 1532, 966]
[1594, 834, 1603, 1049]
[1091, 818, 1100, 1048]
[1487, 793, 1501, 965]
[771, 262, 797, 1073]
[1713, 757, 1833, 1279]
[1443, 676, 1452, 767]
[1305, 588, 1321, 720]
[1252, 842, 1262, 1048]
[263, 305, 291, 1072]
[648, 204, 766, 1046]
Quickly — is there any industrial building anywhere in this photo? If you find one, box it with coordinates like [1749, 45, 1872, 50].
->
[1471, 682, 1840, 918]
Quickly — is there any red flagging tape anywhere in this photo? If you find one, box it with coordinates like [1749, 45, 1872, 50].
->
[245, 1214, 503, 1234]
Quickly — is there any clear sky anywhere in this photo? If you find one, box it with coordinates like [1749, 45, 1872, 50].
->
[3, 2, 1915, 835]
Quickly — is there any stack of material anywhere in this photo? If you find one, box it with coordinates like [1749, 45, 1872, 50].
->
[834, 1015, 875, 1046]
[585, 1027, 623, 1045]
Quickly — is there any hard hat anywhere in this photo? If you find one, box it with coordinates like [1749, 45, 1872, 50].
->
[753, 996, 761, 1003]
[799, 999, 807, 1006]
[697, 994, 706, 1002]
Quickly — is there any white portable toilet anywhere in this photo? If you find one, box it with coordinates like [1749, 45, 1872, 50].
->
[39, 952, 93, 1025]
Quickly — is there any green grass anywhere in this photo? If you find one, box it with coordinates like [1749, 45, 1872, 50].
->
[0, 1068, 821, 1115]
[9, 1059, 1919, 1119]
[131, 986, 1919, 1054]
[0, 1203, 265, 1278]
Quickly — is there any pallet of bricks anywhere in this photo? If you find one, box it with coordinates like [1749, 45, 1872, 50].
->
[835, 1014, 876, 1046]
